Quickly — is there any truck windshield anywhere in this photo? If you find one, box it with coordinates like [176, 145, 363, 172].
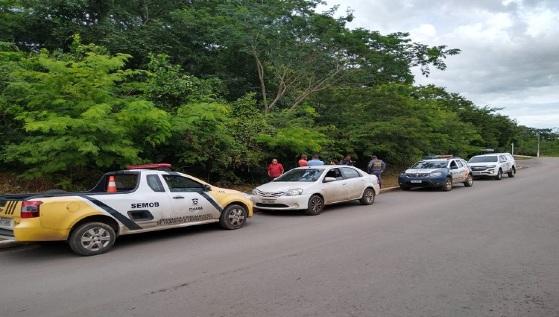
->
[274, 169, 323, 182]
[469, 156, 498, 163]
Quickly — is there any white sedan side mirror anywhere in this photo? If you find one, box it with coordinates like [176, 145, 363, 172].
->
[323, 177, 336, 183]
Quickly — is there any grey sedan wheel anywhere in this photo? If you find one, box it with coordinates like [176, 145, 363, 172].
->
[69, 222, 116, 256]
[360, 188, 375, 205]
[220, 204, 248, 230]
[305, 195, 324, 216]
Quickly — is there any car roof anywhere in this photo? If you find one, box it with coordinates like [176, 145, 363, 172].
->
[421, 158, 463, 162]
[471, 154, 499, 157]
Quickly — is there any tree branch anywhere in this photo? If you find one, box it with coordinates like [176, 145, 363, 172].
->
[251, 46, 268, 112]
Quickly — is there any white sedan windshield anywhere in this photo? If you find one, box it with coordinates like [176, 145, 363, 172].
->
[274, 169, 324, 182]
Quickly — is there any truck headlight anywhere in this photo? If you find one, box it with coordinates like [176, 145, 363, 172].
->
[430, 171, 443, 177]
[286, 188, 304, 196]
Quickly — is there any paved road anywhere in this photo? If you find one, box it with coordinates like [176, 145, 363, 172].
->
[1, 158, 558, 317]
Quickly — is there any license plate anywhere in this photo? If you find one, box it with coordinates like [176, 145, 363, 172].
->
[410, 180, 422, 184]
[261, 198, 277, 204]
[0, 217, 13, 229]
[472, 172, 481, 175]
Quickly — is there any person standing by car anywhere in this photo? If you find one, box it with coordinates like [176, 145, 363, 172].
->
[298, 154, 308, 167]
[307, 154, 325, 166]
[340, 155, 354, 166]
[267, 158, 284, 180]
[368, 155, 386, 187]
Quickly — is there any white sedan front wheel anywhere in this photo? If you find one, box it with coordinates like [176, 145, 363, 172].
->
[305, 195, 324, 216]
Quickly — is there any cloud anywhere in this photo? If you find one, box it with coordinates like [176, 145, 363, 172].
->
[325, 0, 559, 128]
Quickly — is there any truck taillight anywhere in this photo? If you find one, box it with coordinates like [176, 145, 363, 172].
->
[21, 201, 42, 218]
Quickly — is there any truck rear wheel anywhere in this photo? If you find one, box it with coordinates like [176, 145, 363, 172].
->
[69, 222, 116, 256]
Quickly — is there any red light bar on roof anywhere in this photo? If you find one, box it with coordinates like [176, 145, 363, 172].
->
[126, 163, 172, 170]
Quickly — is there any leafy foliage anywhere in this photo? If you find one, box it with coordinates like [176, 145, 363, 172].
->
[0, 38, 171, 185]
[0, 0, 552, 190]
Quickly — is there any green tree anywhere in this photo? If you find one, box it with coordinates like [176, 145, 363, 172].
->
[171, 101, 239, 182]
[0, 38, 171, 185]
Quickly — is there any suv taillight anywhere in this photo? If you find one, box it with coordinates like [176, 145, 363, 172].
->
[21, 201, 42, 218]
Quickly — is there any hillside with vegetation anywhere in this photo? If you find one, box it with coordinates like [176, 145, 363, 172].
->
[1, 0, 557, 190]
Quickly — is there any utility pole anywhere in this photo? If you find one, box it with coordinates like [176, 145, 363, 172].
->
[537, 133, 541, 158]
[511, 142, 514, 155]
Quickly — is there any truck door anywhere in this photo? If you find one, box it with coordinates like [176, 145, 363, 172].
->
[161, 174, 221, 226]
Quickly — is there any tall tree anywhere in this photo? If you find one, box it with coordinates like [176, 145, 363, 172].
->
[0, 38, 171, 184]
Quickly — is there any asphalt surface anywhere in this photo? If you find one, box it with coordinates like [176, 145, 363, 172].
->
[1, 158, 558, 317]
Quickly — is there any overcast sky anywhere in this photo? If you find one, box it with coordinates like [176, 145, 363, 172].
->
[323, 0, 559, 129]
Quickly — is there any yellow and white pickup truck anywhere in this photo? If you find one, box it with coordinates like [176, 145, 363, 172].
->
[0, 164, 253, 256]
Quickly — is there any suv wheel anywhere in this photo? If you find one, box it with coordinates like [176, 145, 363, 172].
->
[495, 169, 503, 180]
[507, 167, 516, 178]
[442, 177, 453, 191]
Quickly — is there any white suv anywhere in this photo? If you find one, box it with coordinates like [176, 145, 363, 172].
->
[468, 153, 516, 180]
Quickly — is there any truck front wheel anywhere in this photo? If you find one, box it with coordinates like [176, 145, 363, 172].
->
[219, 204, 248, 230]
[69, 222, 116, 256]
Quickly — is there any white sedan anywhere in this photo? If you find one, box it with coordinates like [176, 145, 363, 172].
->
[251, 165, 380, 215]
